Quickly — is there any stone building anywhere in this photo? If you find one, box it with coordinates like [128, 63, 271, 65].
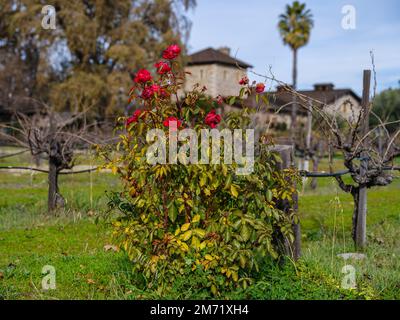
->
[245, 83, 362, 131]
[184, 47, 252, 97]
[183, 47, 362, 131]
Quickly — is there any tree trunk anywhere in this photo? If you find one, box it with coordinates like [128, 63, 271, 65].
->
[310, 155, 320, 190]
[47, 112, 65, 213]
[303, 107, 312, 185]
[290, 48, 298, 143]
[272, 145, 301, 261]
[292, 48, 298, 90]
[350, 188, 359, 242]
[356, 184, 367, 249]
[291, 190, 301, 260]
[354, 70, 371, 250]
[48, 156, 59, 212]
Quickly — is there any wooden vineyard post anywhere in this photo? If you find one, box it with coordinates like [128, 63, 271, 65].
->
[356, 70, 371, 250]
[272, 145, 301, 260]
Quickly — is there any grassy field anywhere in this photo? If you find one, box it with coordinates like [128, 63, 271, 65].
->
[0, 149, 399, 299]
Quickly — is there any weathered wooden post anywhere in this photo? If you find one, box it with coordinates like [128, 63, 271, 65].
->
[272, 144, 301, 260]
[355, 70, 371, 250]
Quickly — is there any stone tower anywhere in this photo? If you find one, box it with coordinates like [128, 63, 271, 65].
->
[183, 47, 252, 97]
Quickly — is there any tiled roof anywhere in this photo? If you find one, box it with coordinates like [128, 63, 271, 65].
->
[187, 47, 253, 69]
[244, 84, 361, 115]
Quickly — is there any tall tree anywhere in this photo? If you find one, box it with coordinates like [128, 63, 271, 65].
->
[278, 1, 313, 140]
[0, 0, 195, 213]
[0, 0, 195, 120]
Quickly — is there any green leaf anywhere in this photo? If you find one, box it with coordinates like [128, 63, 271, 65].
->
[181, 223, 190, 232]
[224, 175, 232, 190]
[168, 203, 178, 223]
[230, 184, 239, 198]
[193, 228, 206, 238]
[181, 230, 192, 241]
[240, 225, 251, 242]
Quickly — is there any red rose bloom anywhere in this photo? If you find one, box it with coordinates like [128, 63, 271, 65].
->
[162, 44, 181, 60]
[134, 69, 152, 83]
[141, 84, 168, 99]
[204, 110, 222, 129]
[255, 83, 265, 93]
[239, 76, 249, 85]
[126, 109, 145, 126]
[141, 86, 154, 99]
[154, 61, 171, 74]
[163, 116, 182, 130]
[216, 95, 224, 105]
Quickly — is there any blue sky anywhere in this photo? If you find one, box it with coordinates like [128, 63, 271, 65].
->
[187, 0, 400, 95]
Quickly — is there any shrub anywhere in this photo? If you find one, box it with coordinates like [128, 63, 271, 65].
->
[99, 45, 298, 296]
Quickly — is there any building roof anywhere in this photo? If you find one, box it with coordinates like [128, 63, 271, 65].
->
[187, 47, 253, 69]
[244, 83, 361, 115]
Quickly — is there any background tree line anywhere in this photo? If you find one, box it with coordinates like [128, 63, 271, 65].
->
[0, 0, 196, 122]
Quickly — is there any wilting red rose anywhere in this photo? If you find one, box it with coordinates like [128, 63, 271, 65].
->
[239, 76, 249, 85]
[154, 61, 171, 74]
[216, 95, 224, 105]
[126, 109, 145, 126]
[205, 110, 221, 128]
[134, 69, 152, 83]
[141, 86, 154, 99]
[163, 116, 182, 130]
[141, 84, 168, 99]
[255, 83, 265, 93]
[162, 44, 181, 60]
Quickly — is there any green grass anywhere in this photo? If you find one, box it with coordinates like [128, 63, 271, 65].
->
[299, 176, 400, 300]
[1, 152, 399, 299]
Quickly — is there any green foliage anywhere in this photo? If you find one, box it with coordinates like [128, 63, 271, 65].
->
[370, 87, 400, 133]
[0, 0, 194, 117]
[0, 160, 399, 299]
[100, 49, 298, 295]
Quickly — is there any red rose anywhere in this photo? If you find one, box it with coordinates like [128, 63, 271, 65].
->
[151, 84, 168, 98]
[141, 86, 154, 99]
[163, 116, 182, 130]
[216, 95, 224, 105]
[141, 84, 168, 99]
[239, 76, 249, 85]
[126, 109, 145, 126]
[255, 83, 265, 93]
[134, 69, 152, 83]
[205, 110, 222, 129]
[154, 61, 171, 74]
[162, 44, 181, 60]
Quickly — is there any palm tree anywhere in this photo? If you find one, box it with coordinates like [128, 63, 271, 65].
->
[278, 1, 313, 138]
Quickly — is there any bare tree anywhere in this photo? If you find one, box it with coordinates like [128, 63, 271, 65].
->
[285, 71, 399, 249]
[251, 66, 399, 250]
[0, 102, 104, 212]
[295, 128, 327, 190]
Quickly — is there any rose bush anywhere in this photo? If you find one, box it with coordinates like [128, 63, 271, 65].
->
[99, 45, 298, 296]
